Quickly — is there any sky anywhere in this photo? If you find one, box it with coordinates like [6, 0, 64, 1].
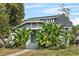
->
[24, 3, 79, 25]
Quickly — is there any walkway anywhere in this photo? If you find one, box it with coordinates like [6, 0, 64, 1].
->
[6, 49, 34, 56]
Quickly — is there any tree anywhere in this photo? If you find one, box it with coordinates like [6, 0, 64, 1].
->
[0, 3, 24, 37]
[0, 4, 11, 47]
[58, 3, 70, 17]
[5, 3, 24, 27]
[0, 3, 24, 35]
[0, 4, 10, 38]
[0, 3, 24, 47]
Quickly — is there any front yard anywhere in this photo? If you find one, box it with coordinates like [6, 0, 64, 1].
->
[0, 48, 23, 56]
[0, 45, 79, 56]
[18, 45, 79, 56]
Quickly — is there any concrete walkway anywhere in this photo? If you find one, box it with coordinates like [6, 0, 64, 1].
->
[6, 49, 34, 56]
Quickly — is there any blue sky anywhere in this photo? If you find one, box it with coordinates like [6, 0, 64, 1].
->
[24, 3, 79, 25]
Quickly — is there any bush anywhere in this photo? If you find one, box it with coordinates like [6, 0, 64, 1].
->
[69, 26, 79, 44]
[12, 28, 31, 48]
[36, 23, 68, 49]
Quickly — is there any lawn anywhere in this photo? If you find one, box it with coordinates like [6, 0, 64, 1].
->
[18, 45, 79, 56]
[0, 48, 23, 56]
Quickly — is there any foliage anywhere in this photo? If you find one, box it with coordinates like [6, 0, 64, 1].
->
[59, 4, 70, 17]
[37, 23, 69, 48]
[0, 3, 24, 37]
[5, 3, 24, 27]
[0, 4, 11, 39]
[0, 3, 24, 47]
[59, 31, 70, 49]
[69, 25, 79, 44]
[12, 28, 31, 48]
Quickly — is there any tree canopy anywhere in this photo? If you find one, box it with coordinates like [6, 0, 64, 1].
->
[0, 3, 24, 38]
[5, 3, 24, 27]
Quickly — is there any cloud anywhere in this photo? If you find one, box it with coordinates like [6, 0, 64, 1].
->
[42, 6, 79, 16]
[42, 7, 70, 15]
[71, 8, 79, 11]
[70, 18, 79, 26]
[71, 13, 79, 15]
[64, 5, 79, 9]
[25, 4, 42, 9]
[64, 6, 79, 12]
[42, 8, 60, 14]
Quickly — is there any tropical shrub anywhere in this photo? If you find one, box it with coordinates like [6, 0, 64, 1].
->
[59, 31, 70, 49]
[36, 23, 69, 49]
[69, 26, 79, 44]
[12, 28, 31, 48]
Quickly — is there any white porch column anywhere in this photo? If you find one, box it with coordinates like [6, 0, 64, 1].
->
[52, 18, 55, 23]
[37, 22, 38, 28]
[31, 22, 32, 28]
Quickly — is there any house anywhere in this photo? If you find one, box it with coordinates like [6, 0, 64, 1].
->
[13, 14, 72, 49]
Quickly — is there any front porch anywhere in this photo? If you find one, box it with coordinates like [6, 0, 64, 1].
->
[13, 20, 43, 49]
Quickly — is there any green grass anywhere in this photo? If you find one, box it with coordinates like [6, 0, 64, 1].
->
[18, 45, 79, 56]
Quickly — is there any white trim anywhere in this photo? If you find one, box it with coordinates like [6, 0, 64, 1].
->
[13, 20, 44, 29]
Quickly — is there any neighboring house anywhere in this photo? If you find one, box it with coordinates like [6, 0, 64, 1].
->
[13, 14, 72, 49]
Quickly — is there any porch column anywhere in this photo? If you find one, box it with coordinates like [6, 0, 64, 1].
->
[31, 22, 32, 28]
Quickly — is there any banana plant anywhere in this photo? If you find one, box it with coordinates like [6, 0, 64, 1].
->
[37, 23, 66, 48]
[12, 27, 31, 48]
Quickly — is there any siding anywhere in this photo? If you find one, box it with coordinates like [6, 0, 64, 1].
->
[55, 15, 72, 27]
